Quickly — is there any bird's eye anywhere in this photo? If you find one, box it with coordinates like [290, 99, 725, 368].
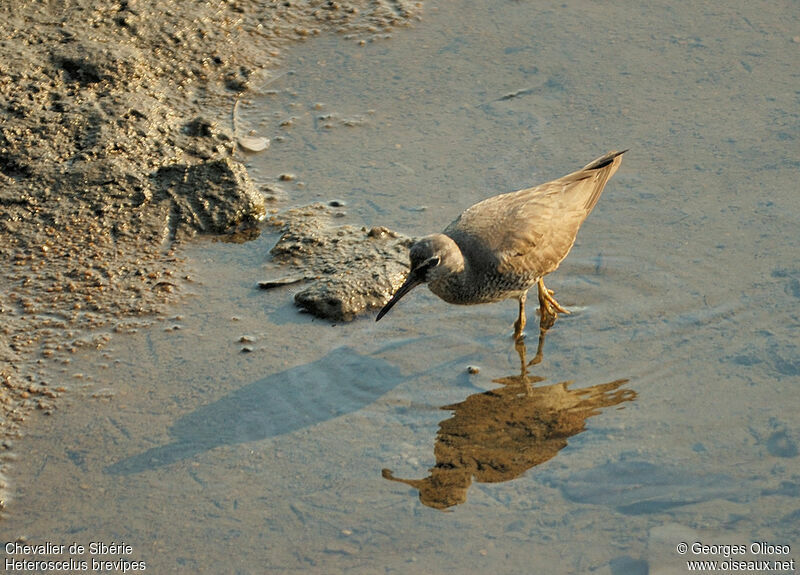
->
[412, 255, 440, 278]
[423, 256, 440, 270]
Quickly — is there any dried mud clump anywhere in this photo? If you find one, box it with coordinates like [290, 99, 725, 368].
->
[268, 204, 412, 321]
[151, 158, 265, 237]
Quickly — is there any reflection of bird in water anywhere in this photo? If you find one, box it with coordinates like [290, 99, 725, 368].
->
[376, 150, 626, 338]
[382, 332, 636, 510]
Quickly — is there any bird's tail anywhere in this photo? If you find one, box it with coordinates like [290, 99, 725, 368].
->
[576, 149, 627, 212]
[582, 149, 627, 171]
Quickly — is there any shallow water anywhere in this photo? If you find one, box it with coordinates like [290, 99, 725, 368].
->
[3, 1, 799, 573]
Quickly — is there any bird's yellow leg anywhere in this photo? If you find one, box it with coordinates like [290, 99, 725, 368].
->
[513, 292, 527, 340]
[537, 278, 569, 329]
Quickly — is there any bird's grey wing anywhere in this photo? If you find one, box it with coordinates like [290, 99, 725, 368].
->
[443, 187, 582, 278]
[491, 191, 588, 277]
[447, 178, 605, 276]
[445, 150, 625, 277]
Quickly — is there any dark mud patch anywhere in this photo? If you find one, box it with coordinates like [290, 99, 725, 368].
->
[0, 0, 423, 510]
[265, 204, 412, 321]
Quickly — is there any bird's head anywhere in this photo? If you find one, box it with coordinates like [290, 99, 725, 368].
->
[376, 234, 462, 321]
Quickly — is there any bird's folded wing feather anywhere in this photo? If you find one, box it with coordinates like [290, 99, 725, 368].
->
[447, 151, 624, 277]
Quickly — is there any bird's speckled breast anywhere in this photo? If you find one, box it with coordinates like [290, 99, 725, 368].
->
[428, 268, 539, 305]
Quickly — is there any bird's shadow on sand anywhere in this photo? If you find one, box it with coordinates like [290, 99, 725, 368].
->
[105, 346, 407, 475]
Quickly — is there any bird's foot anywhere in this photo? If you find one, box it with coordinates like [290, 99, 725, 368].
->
[536, 278, 569, 330]
[539, 286, 570, 315]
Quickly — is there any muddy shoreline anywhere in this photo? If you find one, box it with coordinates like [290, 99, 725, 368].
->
[0, 0, 422, 509]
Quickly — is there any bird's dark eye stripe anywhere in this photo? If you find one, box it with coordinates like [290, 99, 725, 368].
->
[411, 256, 439, 276]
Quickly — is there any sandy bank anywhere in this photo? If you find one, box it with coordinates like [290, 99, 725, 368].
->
[0, 0, 422, 510]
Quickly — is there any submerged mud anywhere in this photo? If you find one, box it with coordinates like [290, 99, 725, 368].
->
[0, 0, 423, 509]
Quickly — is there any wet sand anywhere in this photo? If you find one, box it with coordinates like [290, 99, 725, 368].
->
[0, 0, 421, 506]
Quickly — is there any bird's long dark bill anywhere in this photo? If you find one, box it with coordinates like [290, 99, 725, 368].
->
[375, 273, 423, 321]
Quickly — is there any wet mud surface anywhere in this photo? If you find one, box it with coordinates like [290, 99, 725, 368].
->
[0, 0, 421, 505]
